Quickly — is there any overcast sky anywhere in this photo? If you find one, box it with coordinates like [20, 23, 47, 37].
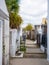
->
[19, 0, 48, 28]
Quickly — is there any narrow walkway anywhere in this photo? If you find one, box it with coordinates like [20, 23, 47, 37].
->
[10, 39, 48, 65]
[25, 39, 37, 48]
[10, 58, 49, 65]
[23, 53, 47, 58]
[26, 48, 44, 53]
[24, 39, 46, 58]
[24, 47, 47, 58]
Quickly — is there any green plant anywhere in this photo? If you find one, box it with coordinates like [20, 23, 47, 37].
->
[5, 0, 23, 29]
[23, 23, 34, 31]
[10, 12, 23, 29]
[5, 0, 19, 13]
[20, 46, 26, 52]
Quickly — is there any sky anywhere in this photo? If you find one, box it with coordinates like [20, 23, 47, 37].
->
[19, 0, 48, 28]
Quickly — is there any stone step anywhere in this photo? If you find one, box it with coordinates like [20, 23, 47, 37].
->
[23, 53, 47, 58]
[26, 48, 44, 53]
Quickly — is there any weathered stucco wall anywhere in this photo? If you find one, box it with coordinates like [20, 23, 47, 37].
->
[10, 29, 17, 57]
[47, 0, 49, 61]
[10, 29, 21, 57]
[4, 19, 9, 65]
[0, 0, 9, 65]
[0, 20, 3, 65]
[0, 0, 9, 16]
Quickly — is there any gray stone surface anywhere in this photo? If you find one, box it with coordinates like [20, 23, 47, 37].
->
[10, 58, 49, 65]
[26, 48, 44, 53]
[25, 40, 37, 47]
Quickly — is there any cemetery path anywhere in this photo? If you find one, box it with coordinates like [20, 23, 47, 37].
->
[10, 58, 49, 65]
[25, 39, 37, 48]
[24, 39, 46, 58]
[10, 39, 48, 65]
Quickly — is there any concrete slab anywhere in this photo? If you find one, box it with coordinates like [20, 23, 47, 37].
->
[11, 51, 24, 58]
[10, 58, 49, 65]
[26, 48, 44, 53]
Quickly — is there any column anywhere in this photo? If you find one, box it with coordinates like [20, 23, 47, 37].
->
[0, 20, 3, 65]
[47, 0, 49, 61]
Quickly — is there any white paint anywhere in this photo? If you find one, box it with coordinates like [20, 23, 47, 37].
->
[16, 29, 20, 50]
[20, 27, 22, 36]
[47, 0, 49, 61]
[0, 0, 9, 16]
[12, 51, 24, 58]
[0, 0, 9, 65]
[4, 19, 9, 65]
[40, 45, 45, 52]
[10, 28, 21, 57]
[0, 20, 3, 65]
[10, 29, 17, 57]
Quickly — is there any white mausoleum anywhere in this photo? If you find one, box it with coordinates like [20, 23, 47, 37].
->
[47, 0, 49, 61]
[0, 0, 9, 65]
